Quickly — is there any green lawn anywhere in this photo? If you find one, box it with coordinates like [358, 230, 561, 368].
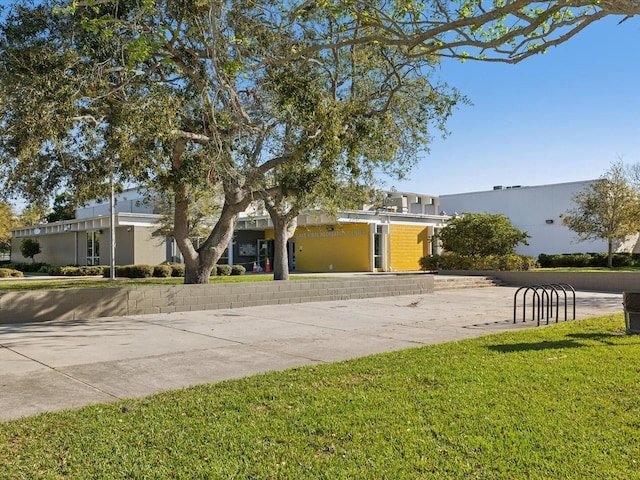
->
[0, 274, 289, 291]
[1, 314, 639, 479]
[534, 267, 640, 272]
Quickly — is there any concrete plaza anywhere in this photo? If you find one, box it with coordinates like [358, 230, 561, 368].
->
[0, 285, 623, 422]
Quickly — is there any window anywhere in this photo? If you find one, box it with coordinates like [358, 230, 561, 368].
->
[87, 231, 100, 265]
[374, 224, 383, 270]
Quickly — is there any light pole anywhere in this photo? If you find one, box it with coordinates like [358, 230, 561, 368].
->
[109, 163, 116, 281]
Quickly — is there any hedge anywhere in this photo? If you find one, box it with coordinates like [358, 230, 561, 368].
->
[419, 253, 537, 272]
[0, 268, 24, 278]
[52, 265, 107, 276]
[537, 252, 640, 268]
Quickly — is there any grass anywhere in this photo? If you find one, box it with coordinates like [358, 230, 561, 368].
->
[0, 274, 313, 292]
[1, 314, 639, 479]
[534, 267, 640, 272]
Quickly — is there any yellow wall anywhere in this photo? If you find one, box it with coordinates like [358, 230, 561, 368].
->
[389, 224, 431, 271]
[294, 223, 370, 272]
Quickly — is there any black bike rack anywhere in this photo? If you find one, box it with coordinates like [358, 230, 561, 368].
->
[513, 283, 576, 325]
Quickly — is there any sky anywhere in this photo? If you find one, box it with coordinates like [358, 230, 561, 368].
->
[383, 15, 640, 196]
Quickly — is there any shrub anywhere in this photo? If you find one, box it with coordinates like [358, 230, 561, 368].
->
[107, 264, 154, 278]
[537, 252, 640, 268]
[7, 262, 51, 273]
[0, 268, 23, 278]
[129, 264, 154, 278]
[216, 264, 232, 276]
[230, 264, 246, 276]
[170, 263, 185, 277]
[153, 265, 173, 278]
[54, 265, 106, 276]
[418, 255, 440, 271]
[419, 253, 536, 271]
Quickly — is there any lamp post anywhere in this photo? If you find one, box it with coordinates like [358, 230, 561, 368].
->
[109, 164, 116, 281]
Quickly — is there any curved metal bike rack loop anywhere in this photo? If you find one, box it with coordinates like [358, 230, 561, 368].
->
[513, 283, 576, 325]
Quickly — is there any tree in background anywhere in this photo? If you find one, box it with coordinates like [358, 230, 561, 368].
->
[150, 186, 223, 251]
[46, 192, 75, 223]
[17, 205, 50, 227]
[562, 161, 640, 268]
[0, 202, 16, 257]
[19, 238, 41, 263]
[438, 212, 529, 257]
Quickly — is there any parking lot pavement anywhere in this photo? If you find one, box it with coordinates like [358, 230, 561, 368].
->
[0, 286, 623, 422]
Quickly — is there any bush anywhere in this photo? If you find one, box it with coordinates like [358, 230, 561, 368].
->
[419, 253, 536, 271]
[167, 263, 185, 277]
[230, 264, 246, 276]
[0, 268, 23, 278]
[106, 264, 155, 278]
[55, 265, 107, 276]
[216, 264, 232, 276]
[537, 252, 640, 268]
[418, 255, 440, 271]
[128, 264, 154, 278]
[6, 262, 51, 273]
[153, 265, 173, 278]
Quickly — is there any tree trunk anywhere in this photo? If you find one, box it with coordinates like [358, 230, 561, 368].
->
[173, 179, 240, 284]
[264, 198, 298, 281]
[272, 215, 297, 280]
[607, 238, 614, 268]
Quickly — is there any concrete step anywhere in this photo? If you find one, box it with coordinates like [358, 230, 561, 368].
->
[433, 275, 502, 291]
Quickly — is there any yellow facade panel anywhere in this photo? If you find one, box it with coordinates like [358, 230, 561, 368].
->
[294, 223, 370, 272]
[389, 224, 430, 271]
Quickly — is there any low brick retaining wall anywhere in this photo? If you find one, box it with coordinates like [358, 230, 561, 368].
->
[440, 270, 640, 293]
[0, 275, 435, 324]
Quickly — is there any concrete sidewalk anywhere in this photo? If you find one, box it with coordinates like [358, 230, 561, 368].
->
[0, 286, 623, 422]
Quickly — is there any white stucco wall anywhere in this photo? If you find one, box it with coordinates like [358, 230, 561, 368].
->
[439, 180, 608, 257]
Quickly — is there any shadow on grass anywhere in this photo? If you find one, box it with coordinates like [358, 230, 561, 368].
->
[487, 332, 622, 353]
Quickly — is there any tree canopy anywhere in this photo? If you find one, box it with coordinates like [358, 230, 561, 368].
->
[438, 212, 530, 256]
[562, 161, 640, 268]
[0, 202, 16, 255]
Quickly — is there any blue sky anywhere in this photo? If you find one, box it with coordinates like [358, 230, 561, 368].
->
[384, 16, 640, 196]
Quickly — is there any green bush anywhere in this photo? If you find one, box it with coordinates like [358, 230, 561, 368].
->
[230, 264, 246, 276]
[129, 264, 154, 278]
[106, 264, 155, 278]
[419, 253, 536, 271]
[216, 264, 232, 276]
[6, 262, 51, 273]
[167, 263, 185, 277]
[153, 265, 173, 278]
[0, 268, 23, 278]
[418, 255, 439, 271]
[537, 252, 640, 268]
[55, 265, 107, 276]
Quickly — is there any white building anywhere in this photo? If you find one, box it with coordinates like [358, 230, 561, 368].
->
[439, 180, 611, 257]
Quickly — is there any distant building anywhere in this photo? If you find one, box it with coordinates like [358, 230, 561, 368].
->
[10, 189, 169, 267]
[439, 180, 639, 257]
